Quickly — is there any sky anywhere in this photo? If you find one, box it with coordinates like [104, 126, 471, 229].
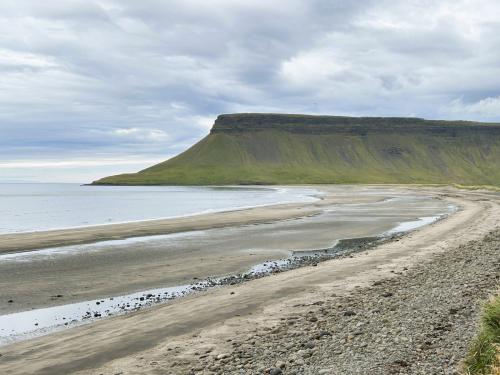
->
[1, 0, 500, 182]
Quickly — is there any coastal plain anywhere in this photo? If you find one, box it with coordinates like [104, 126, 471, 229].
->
[0, 185, 498, 374]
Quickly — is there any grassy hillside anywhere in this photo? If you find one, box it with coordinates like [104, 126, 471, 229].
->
[93, 114, 500, 186]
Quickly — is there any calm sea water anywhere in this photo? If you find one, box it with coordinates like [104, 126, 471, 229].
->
[0, 184, 318, 234]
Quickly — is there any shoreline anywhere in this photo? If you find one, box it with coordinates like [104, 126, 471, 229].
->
[0, 201, 322, 255]
[0, 184, 415, 255]
[0, 203, 450, 344]
[0, 233, 398, 345]
[0, 187, 451, 318]
[0, 187, 497, 374]
[0, 185, 322, 236]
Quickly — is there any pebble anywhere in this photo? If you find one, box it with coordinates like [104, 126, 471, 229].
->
[144, 229, 500, 375]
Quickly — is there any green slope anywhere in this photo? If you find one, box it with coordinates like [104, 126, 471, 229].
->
[94, 114, 500, 186]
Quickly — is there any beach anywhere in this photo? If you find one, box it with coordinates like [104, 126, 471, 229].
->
[0, 186, 448, 316]
[0, 186, 497, 374]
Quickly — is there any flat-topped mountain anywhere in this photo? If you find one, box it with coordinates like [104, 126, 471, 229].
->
[93, 113, 500, 185]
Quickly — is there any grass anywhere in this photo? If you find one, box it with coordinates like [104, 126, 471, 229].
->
[464, 291, 500, 374]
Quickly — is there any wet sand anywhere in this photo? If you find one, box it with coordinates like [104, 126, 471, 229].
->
[0, 186, 449, 315]
[0, 202, 320, 255]
[0, 185, 429, 255]
[0, 186, 497, 374]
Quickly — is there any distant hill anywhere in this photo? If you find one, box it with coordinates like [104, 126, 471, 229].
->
[93, 113, 500, 186]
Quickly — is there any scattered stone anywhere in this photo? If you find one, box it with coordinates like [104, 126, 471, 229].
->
[314, 330, 332, 339]
[393, 359, 410, 367]
[303, 341, 315, 349]
[275, 360, 286, 369]
[141, 229, 500, 375]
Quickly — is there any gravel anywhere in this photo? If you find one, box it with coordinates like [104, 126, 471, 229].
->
[180, 229, 500, 375]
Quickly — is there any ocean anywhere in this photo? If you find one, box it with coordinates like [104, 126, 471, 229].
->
[0, 183, 318, 234]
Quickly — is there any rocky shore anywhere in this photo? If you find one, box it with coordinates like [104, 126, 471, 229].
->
[177, 229, 499, 374]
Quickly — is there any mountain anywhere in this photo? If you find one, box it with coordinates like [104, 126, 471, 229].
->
[93, 113, 500, 186]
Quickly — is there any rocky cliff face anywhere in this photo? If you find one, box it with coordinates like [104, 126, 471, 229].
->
[93, 114, 500, 186]
[211, 113, 500, 135]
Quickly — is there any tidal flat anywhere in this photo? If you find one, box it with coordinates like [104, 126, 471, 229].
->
[0, 186, 452, 344]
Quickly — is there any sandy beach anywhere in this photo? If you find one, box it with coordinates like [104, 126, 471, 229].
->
[0, 200, 320, 255]
[0, 186, 448, 315]
[0, 186, 498, 374]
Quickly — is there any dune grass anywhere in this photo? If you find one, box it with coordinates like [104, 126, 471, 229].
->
[464, 291, 500, 374]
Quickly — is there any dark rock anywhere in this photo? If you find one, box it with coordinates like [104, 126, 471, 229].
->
[393, 360, 409, 367]
[314, 330, 332, 339]
[303, 341, 316, 349]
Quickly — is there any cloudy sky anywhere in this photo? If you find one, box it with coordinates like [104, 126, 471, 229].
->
[1, 0, 500, 182]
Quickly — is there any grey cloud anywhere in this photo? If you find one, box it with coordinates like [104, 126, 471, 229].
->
[1, 0, 500, 181]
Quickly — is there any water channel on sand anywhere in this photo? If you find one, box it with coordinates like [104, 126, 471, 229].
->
[0, 186, 455, 345]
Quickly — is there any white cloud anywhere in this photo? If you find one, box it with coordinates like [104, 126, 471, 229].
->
[280, 51, 348, 88]
[0, 49, 59, 68]
[109, 128, 169, 142]
[447, 96, 500, 118]
[193, 115, 216, 130]
[0, 158, 165, 169]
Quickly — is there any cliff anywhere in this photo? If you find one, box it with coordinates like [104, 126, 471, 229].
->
[93, 113, 500, 185]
